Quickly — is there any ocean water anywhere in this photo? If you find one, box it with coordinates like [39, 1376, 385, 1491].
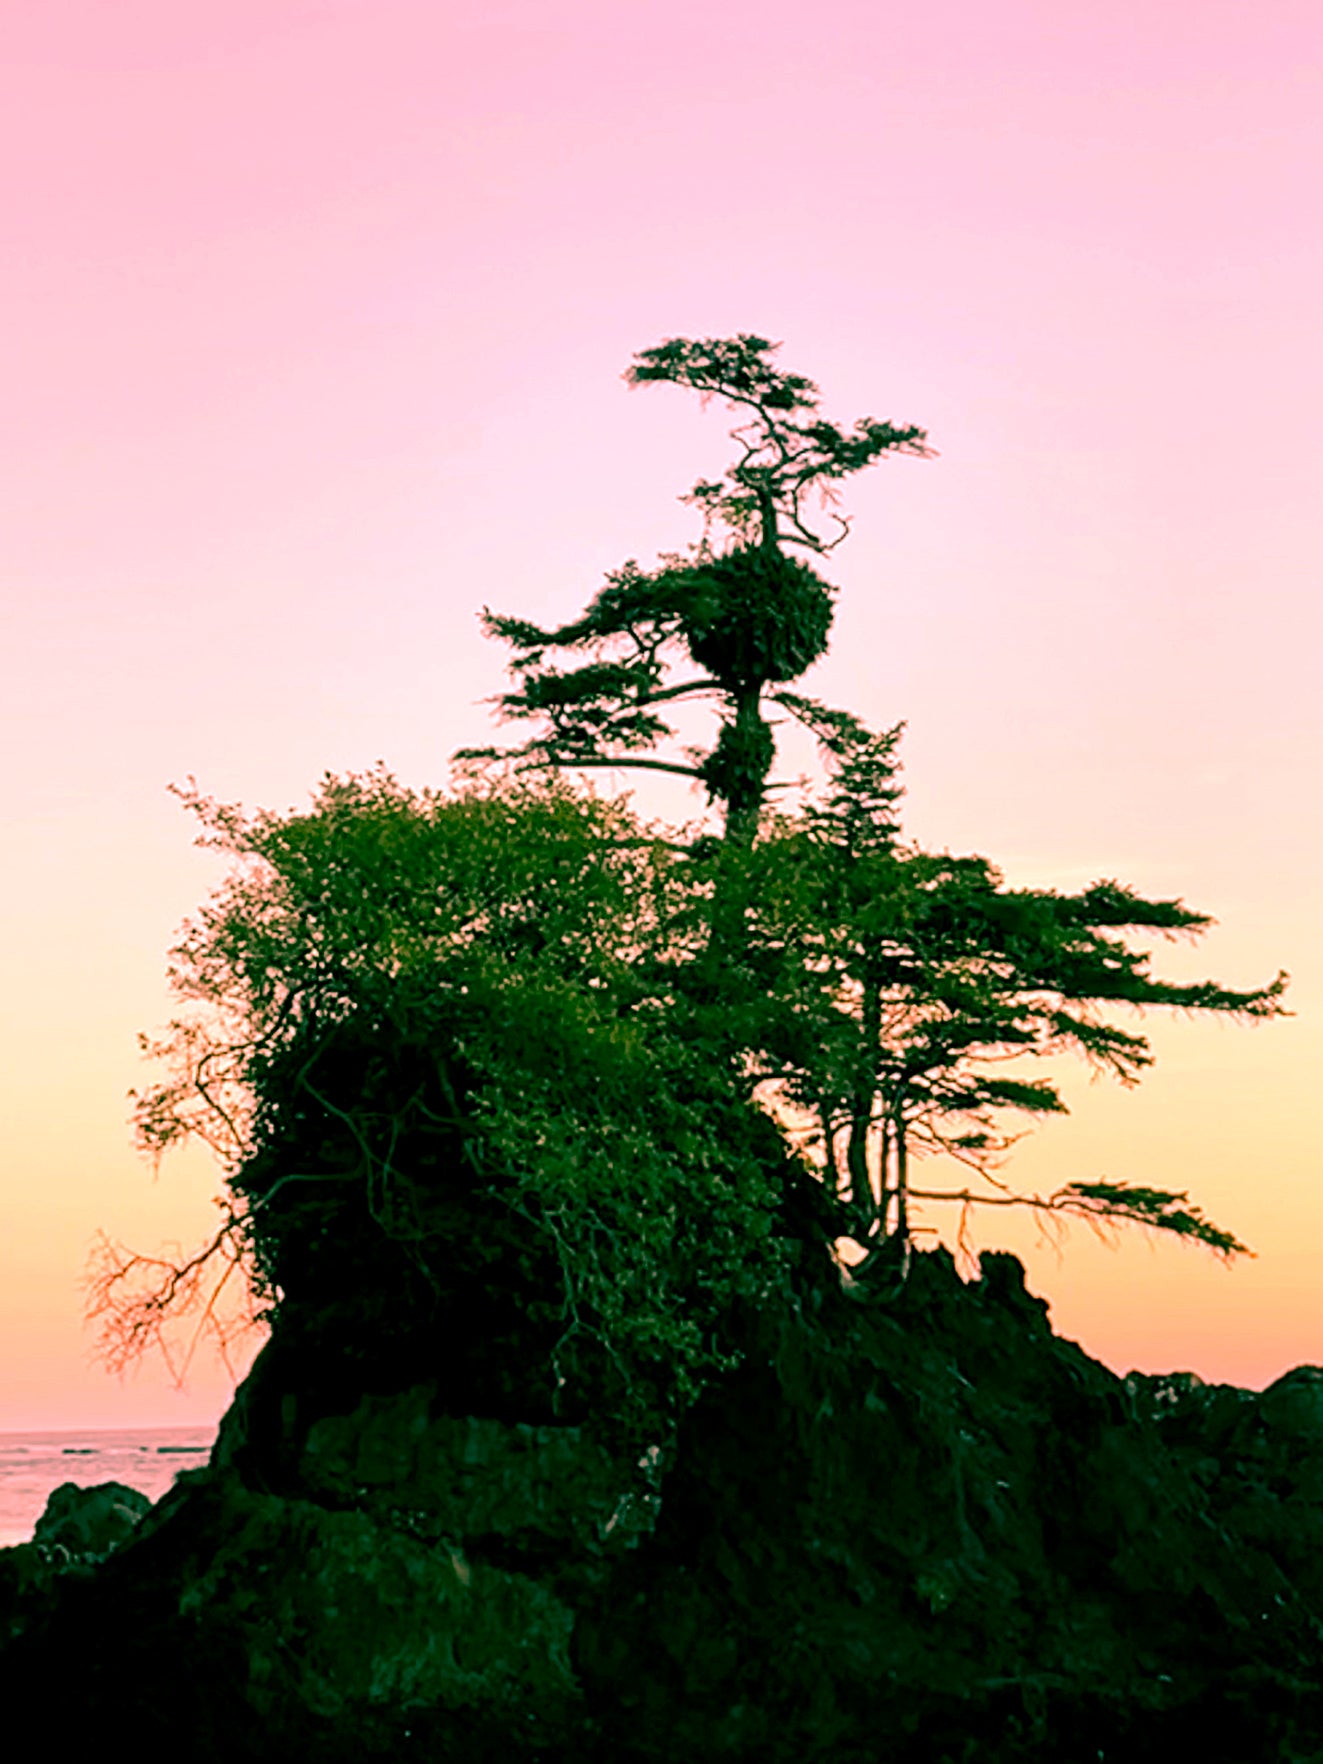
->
[0, 1426, 217, 1548]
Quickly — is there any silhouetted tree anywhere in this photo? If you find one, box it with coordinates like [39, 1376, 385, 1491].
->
[746, 713, 1288, 1264]
[464, 333, 932, 855]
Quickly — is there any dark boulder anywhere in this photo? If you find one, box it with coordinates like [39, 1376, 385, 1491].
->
[32, 1480, 152, 1562]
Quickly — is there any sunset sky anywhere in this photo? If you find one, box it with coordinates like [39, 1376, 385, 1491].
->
[2, 0, 1319, 1429]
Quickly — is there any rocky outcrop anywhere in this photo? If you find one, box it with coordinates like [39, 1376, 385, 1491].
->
[575, 1251, 1323, 1761]
[4, 1249, 1323, 1761]
[32, 1480, 152, 1561]
[0, 1479, 153, 1651]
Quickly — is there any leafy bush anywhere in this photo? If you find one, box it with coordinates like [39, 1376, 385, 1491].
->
[105, 767, 791, 1435]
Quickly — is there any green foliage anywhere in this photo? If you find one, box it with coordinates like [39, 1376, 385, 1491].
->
[675, 548, 835, 687]
[742, 719, 1287, 1259]
[1052, 1183, 1252, 1258]
[104, 331, 1290, 1427]
[119, 767, 790, 1431]
[625, 333, 932, 555]
[469, 334, 931, 851]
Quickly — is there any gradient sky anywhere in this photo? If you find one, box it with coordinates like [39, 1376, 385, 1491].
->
[2, 0, 1319, 1428]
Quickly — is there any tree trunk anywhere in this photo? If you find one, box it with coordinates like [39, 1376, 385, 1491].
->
[720, 687, 772, 854]
[847, 978, 881, 1232]
[894, 1122, 910, 1243]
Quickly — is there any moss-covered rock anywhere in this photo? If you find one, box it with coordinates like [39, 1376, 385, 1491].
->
[299, 1388, 635, 1547]
[32, 1480, 152, 1561]
[175, 1485, 579, 1723]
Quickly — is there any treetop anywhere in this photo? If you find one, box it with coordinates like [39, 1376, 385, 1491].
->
[625, 332, 933, 555]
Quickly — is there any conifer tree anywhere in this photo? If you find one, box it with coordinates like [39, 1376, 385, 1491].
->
[747, 714, 1288, 1264]
[464, 334, 932, 853]
[469, 334, 1288, 1266]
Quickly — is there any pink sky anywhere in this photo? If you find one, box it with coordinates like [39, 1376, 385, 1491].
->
[2, 0, 1319, 1427]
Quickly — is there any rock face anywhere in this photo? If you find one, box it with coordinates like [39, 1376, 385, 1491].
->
[0, 1479, 153, 1653]
[32, 1480, 152, 1561]
[4, 1247, 1323, 1761]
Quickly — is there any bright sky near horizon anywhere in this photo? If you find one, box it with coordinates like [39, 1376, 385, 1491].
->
[2, 0, 1319, 1429]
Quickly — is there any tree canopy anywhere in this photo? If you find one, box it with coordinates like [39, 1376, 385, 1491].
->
[95, 333, 1289, 1435]
[463, 333, 932, 852]
[96, 768, 794, 1434]
[742, 714, 1286, 1263]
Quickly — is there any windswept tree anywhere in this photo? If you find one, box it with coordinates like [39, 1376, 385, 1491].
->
[466, 329, 1286, 1271]
[464, 334, 932, 854]
[746, 714, 1289, 1266]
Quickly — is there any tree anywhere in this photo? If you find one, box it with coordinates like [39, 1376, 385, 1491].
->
[744, 713, 1288, 1267]
[463, 334, 932, 855]
[97, 331, 1288, 1420]
[91, 767, 791, 1436]
[462, 319, 1287, 1267]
